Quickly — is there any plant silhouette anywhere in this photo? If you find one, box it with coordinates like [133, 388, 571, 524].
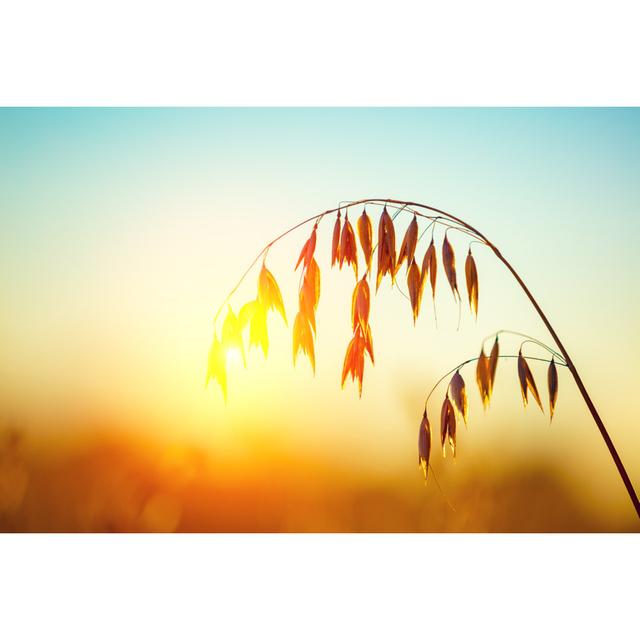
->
[207, 198, 640, 520]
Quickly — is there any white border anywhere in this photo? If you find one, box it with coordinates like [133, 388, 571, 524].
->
[1, 1, 639, 105]
[1, 534, 638, 638]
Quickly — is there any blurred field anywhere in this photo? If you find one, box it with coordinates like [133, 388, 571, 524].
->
[1, 424, 636, 533]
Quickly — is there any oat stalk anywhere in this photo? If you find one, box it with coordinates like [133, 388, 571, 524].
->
[209, 197, 640, 519]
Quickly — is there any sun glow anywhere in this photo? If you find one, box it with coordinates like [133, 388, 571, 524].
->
[225, 347, 243, 368]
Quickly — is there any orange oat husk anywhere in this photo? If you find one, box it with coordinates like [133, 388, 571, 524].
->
[517, 349, 543, 411]
[331, 212, 341, 267]
[418, 410, 431, 480]
[420, 239, 437, 300]
[292, 311, 315, 372]
[341, 324, 374, 396]
[442, 233, 460, 301]
[548, 357, 559, 421]
[376, 206, 396, 290]
[440, 395, 457, 459]
[339, 213, 358, 278]
[396, 215, 418, 274]
[357, 208, 373, 273]
[488, 336, 499, 393]
[351, 276, 370, 332]
[407, 258, 422, 324]
[295, 225, 318, 271]
[465, 248, 479, 317]
[450, 370, 468, 425]
[476, 347, 491, 409]
[299, 258, 321, 332]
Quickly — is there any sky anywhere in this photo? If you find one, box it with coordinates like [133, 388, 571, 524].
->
[1, 108, 638, 527]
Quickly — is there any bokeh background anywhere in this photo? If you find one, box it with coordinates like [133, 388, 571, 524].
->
[1, 107, 638, 532]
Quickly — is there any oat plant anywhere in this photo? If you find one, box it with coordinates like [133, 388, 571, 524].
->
[207, 198, 640, 519]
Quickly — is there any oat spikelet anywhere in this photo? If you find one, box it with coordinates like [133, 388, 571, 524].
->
[341, 324, 373, 397]
[418, 411, 431, 480]
[339, 213, 358, 278]
[258, 265, 287, 325]
[238, 300, 259, 330]
[206, 332, 227, 401]
[464, 248, 479, 317]
[351, 276, 370, 332]
[440, 395, 457, 459]
[221, 306, 246, 367]
[376, 206, 396, 290]
[295, 225, 317, 271]
[548, 357, 559, 421]
[450, 370, 468, 425]
[331, 212, 341, 267]
[357, 208, 373, 273]
[488, 336, 499, 395]
[442, 233, 460, 301]
[396, 215, 418, 274]
[420, 239, 437, 299]
[292, 311, 315, 372]
[517, 349, 543, 411]
[362, 322, 374, 364]
[476, 348, 491, 410]
[299, 258, 321, 333]
[406, 258, 422, 324]
[249, 303, 269, 356]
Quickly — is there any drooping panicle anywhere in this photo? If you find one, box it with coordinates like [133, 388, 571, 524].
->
[343, 274, 375, 395]
[299, 258, 321, 333]
[476, 347, 491, 409]
[488, 336, 499, 392]
[292, 311, 315, 372]
[295, 224, 317, 272]
[339, 212, 358, 278]
[442, 233, 460, 301]
[548, 357, 559, 421]
[396, 215, 418, 274]
[465, 248, 479, 317]
[258, 264, 287, 325]
[357, 208, 373, 273]
[221, 306, 246, 366]
[351, 276, 370, 332]
[517, 349, 543, 411]
[418, 411, 432, 480]
[440, 395, 457, 459]
[420, 239, 437, 300]
[376, 206, 396, 290]
[341, 324, 373, 397]
[249, 303, 269, 357]
[450, 370, 468, 425]
[331, 211, 341, 267]
[406, 258, 422, 324]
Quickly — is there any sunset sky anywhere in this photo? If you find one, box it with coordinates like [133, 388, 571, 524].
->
[1, 108, 638, 528]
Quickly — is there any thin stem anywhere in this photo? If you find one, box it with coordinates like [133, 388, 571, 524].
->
[482, 330, 566, 363]
[424, 354, 564, 410]
[212, 211, 325, 324]
[427, 463, 457, 513]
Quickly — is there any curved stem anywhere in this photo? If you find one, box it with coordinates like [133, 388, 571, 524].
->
[488, 243, 640, 518]
[424, 354, 564, 409]
[482, 330, 566, 363]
